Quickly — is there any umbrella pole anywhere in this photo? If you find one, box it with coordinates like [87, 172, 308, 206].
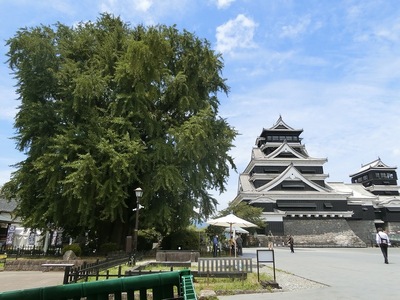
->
[234, 229, 237, 257]
[230, 224, 232, 257]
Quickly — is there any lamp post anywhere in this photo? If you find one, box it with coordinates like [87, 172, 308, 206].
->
[132, 187, 143, 265]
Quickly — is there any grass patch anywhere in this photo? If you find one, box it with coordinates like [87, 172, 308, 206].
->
[194, 272, 273, 295]
[91, 263, 274, 296]
[0, 254, 6, 270]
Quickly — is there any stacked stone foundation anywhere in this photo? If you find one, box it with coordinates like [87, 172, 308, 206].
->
[4, 259, 87, 271]
[283, 219, 367, 247]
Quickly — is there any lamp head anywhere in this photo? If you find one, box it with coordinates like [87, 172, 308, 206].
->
[135, 187, 143, 198]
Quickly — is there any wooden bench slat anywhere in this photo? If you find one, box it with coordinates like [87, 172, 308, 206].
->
[197, 257, 252, 278]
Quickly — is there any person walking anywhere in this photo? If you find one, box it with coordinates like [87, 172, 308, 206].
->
[229, 235, 236, 256]
[212, 235, 219, 257]
[376, 228, 390, 264]
[267, 230, 274, 250]
[236, 234, 243, 256]
[287, 235, 294, 253]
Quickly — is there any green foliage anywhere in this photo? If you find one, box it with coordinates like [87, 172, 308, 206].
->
[204, 226, 226, 243]
[219, 202, 265, 233]
[62, 243, 82, 257]
[99, 242, 119, 255]
[137, 229, 161, 251]
[160, 228, 200, 250]
[1, 13, 237, 247]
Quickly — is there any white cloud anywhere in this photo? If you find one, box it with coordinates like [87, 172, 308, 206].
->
[98, 0, 188, 24]
[215, 74, 400, 209]
[216, 0, 235, 9]
[373, 20, 400, 43]
[49, 1, 75, 15]
[216, 14, 257, 54]
[134, 0, 153, 12]
[280, 15, 312, 39]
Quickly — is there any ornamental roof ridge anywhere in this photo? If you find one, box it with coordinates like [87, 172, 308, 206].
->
[362, 157, 396, 169]
[269, 116, 303, 131]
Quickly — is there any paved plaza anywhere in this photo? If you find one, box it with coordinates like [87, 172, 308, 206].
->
[1, 247, 400, 299]
[0, 270, 64, 292]
[221, 246, 400, 300]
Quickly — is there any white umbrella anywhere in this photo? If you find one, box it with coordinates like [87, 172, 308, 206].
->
[206, 213, 257, 228]
[224, 226, 249, 234]
[206, 213, 257, 257]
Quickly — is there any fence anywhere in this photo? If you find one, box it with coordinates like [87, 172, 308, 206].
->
[0, 245, 62, 258]
[0, 270, 197, 300]
[196, 257, 252, 279]
[64, 254, 130, 284]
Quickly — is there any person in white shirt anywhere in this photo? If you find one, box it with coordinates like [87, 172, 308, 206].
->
[376, 227, 390, 264]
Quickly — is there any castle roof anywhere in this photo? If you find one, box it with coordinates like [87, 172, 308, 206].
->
[350, 157, 397, 177]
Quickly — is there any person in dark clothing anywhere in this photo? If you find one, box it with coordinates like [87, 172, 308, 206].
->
[236, 234, 243, 256]
[212, 235, 219, 257]
[287, 235, 294, 253]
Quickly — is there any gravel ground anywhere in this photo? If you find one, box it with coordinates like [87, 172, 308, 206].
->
[203, 266, 327, 299]
[259, 265, 328, 292]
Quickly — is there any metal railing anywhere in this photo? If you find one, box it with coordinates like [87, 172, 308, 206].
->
[0, 270, 195, 300]
[63, 254, 130, 284]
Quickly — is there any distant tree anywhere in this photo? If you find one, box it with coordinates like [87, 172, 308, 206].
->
[1, 14, 237, 247]
[204, 225, 226, 242]
[160, 228, 200, 250]
[219, 201, 265, 231]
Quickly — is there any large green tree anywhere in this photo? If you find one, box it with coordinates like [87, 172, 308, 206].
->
[1, 14, 237, 246]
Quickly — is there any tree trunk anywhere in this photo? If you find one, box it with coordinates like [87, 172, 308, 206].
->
[97, 219, 130, 251]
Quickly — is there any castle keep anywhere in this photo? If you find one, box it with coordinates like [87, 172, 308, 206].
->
[232, 116, 400, 247]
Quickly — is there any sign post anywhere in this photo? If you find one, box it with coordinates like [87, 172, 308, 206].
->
[256, 249, 276, 282]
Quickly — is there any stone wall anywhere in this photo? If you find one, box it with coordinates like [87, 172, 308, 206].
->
[387, 222, 400, 233]
[4, 259, 86, 271]
[347, 220, 375, 246]
[283, 219, 366, 247]
[156, 250, 199, 262]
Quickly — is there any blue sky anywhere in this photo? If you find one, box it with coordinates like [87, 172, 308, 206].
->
[2, 0, 400, 211]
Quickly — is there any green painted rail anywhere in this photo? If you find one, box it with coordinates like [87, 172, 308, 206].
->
[181, 274, 197, 300]
[0, 270, 195, 300]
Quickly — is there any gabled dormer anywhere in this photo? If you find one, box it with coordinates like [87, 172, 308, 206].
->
[256, 164, 331, 192]
[265, 142, 308, 159]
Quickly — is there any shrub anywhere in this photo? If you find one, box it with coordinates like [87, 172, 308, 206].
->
[137, 229, 161, 251]
[160, 229, 200, 250]
[62, 243, 82, 257]
[99, 242, 119, 255]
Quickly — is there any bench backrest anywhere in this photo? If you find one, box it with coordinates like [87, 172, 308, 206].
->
[198, 257, 252, 273]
